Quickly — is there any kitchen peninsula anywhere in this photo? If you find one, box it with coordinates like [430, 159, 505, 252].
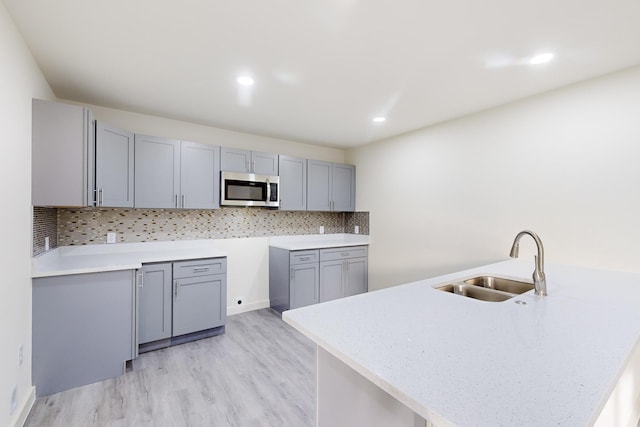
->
[283, 259, 640, 427]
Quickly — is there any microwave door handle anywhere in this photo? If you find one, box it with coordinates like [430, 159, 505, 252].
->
[266, 178, 271, 203]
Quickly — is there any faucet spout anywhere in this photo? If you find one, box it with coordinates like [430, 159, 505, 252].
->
[509, 230, 547, 296]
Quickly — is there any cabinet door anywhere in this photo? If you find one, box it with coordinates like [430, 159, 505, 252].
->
[291, 263, 320, 309]
[32, 99, 93, 207]
[345, 257, 368, 297]
[180, 141, 220, 209]
[252, 151, 279, 175]
[279, 155, 307, 211]
[173, 274, 227, 336]
[138, 263, 172, 344]
[307, 160, 332, 211]
[134, 135, 181, 208]
[332, 163, 356, 212]
[221, 147, 251, 172]
[319, 260, 345, 302]
[33, 270, 134, 397]
[95, 121, 134, 207]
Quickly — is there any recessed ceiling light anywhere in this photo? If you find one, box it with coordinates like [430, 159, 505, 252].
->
[237, 76, 255, 86]
[372, 117, 386, 123]
[529, 52, 555, 65]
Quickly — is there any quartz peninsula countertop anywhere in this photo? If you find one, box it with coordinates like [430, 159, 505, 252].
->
[269, 233, 369, 250]
[283, 259, 640, 427]
[32, 240, 227, 278]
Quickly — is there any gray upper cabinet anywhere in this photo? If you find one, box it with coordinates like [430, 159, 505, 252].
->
[332, 163, 356, 212]
[307, 160, 355, 212]
[180, 141, 220, 209]
[95, 121, 134, 207]
[278, 155, 307, 211]
[32, 99, 95, 207]
[221, 147, 278, 175]
[134, 135, 181, 208]
[138, 263, 172, 344]
[135, 135, 220, 209]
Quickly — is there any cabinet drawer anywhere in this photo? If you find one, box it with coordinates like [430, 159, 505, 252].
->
[173, 258, 227, 278]
[320, 245, 368, 261]
[290, 250, 319, 265]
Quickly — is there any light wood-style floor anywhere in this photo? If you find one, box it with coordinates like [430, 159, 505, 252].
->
[25, 309, 315, 427]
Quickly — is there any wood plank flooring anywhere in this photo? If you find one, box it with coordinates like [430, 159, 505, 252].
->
[25, 309, 315, 427]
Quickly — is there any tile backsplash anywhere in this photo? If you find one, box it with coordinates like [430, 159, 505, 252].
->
[33, 207, 58, 255]
[33, 207, 369, 256]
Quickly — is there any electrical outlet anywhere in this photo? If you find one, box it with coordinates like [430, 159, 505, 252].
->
[319, 226, 325, 234]
[106, 232, 116, 244]
[354, 225, 360, 234]
[18, 345, 23, 367]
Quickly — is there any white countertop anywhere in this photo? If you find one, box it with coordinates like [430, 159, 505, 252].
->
[283, 259, 640, 427]
[32, 240, 227, 278]
[269, 233, 369, 250]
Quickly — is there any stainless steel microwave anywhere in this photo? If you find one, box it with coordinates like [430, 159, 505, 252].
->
[220, 171, 279, 207]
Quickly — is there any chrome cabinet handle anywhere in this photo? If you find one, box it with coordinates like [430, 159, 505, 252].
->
[181, 194, 185, 208]
[246, 160, 250, 172]
[98, 188, 104, 206]
[175, 194, 178, 208]
[252, 160, 256, 172]
[137, 271, 144, 290]
[174, 280, 179, 298]
[299, 256, 310, 261]
[193, 267, 209, 273]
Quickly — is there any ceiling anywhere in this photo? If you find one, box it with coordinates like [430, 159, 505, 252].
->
[5, 0, 640, 148]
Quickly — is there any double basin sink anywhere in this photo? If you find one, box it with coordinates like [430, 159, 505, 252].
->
[436, 276, 534, 302]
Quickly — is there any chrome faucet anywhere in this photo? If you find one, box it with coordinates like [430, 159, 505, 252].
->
[509, 230, 547, 296]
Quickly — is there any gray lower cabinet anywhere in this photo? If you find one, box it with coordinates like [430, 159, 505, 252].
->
[307, 160, 355, 212]
[138, 263, 172, 344]
[32, 270, 135, 397]
[138, 258, 227, 352]
[270, 246, 367, 312]
[319, 246, 368, 302]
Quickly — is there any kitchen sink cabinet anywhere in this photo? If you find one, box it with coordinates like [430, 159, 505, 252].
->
[138, 257, 227, 352]
[221, 147, 279, 175]
[32, 98, 95, 207]
[32, 270, 135, 397]
[95, 121, 134, 207]
[278, 155, 307, 211]
[307, 160, 355, 212]
[270, 246, 367, 312]
[134, 135, 220, 209]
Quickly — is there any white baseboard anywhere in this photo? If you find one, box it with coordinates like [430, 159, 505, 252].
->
[10, 386, 35, 427]
[227, 299, 270, 316]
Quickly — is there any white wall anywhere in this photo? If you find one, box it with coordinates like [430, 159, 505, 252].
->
[347, 66, 640, 291]
[0, 3, 54, 426]
[71, 102, 346, 163]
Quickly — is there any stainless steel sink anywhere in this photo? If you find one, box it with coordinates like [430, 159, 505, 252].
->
[436, 276, 534, 302]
